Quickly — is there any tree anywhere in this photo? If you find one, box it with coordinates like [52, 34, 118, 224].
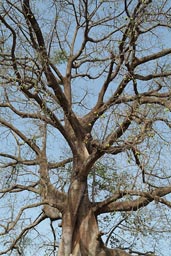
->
[0, 0, 171, 255]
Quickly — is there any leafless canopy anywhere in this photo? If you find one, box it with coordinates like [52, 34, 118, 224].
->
[0, 0, 171, 255]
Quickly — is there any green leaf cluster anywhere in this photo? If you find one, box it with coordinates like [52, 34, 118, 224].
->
[52, 50, 67, 64]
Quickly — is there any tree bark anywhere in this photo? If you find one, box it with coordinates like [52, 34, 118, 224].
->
[58, 177, 130, 256]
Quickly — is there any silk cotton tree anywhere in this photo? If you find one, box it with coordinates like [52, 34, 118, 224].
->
[1, 0, 171, 255]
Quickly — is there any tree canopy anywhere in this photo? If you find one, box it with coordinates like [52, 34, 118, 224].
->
[0, 0, 171, 255]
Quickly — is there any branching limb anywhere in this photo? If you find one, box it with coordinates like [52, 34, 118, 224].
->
[0, 118, 40, 155]
[0, 183, 39, 196]
[0, 202, 46, 236]
[94, 186, 171, 215]
[0, 213, 47, 256]
[133, 48, 171, 67]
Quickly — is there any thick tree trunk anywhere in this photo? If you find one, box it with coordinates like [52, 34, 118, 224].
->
[58, 178, 130, 256]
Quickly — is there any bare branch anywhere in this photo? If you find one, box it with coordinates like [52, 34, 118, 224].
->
[0, 118, 40, 155]
[94, 186, 171, 214]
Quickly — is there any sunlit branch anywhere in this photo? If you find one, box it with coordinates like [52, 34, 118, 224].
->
[94, 186, 171, 214]
[134, 71, 171, 80]
[133, 48, 171, 67]
[48, 157, 72, 169]
[22, 1, 83, 141]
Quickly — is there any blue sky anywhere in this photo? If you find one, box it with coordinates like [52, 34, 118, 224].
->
[1, 1, 171, 255]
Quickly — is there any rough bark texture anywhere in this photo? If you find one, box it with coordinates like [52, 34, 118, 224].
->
[58, 178, 130, 256]
[53, 158, 131, 256]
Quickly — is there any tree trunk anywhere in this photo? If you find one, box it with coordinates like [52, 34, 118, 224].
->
[58, 178, 130, 256]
